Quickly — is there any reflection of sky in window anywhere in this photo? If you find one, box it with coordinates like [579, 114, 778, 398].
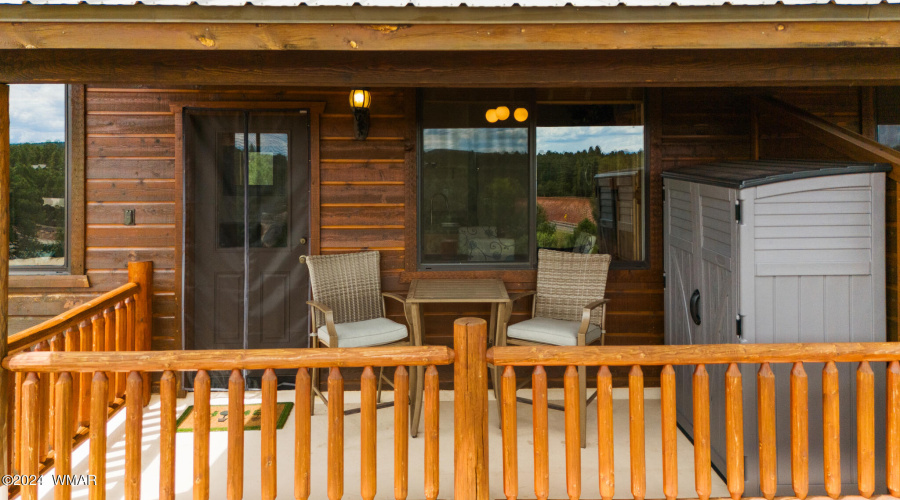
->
[424, 128, 527, 153]
[878, 125, 900, 150]
[233, 133, 288, 156]
[10, 84, 65, 144]
[537, 126, 644, 154]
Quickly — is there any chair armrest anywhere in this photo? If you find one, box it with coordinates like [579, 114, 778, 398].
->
[508, 290, 536, 304]
[382, 292, 407, 306]
[579, 298, 611, 338]
[306, 300, 337, 343]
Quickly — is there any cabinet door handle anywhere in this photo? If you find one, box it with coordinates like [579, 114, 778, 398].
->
[690, 289, 701, 326]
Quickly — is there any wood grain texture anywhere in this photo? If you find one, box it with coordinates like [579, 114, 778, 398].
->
[856, 361, 875, 498]
[629, 365, 646, 500]
[89, 372, 108, 500]
[261, 368, 277, 500]
[692, 365, 711, 500]
[660, 365, 677, 500]
[790, 362, 809, 500]
[393, 366, 409, 500]
[21, 373, 39, 500]
[127, 261, 153, 406]
[757, 363, 777, 500]
[193, 370, 210, 500]
[564, 365, 581, 500]
[453, 318, 489, 500]
[533, 366, 549, 500]
[0, 85, 10, 480]
[424, 364, 440, 500]
[327, 367, 344, 500]
[54, 372, 73, 500]
[158, 370, 176, 500]
[79, 321, 92, 426]
[125, 372, 142, 500]
[500, 365, 518, 500]
[822, 361, 841, 498]
[295, 368, 311, 500]
[724, 364, 743, 500]
[360, 366, 377, 500]
[227, 370, 244, 500]
[887, 360, 900, 497]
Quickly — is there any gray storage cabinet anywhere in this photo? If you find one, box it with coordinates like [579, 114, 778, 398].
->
[662, 160, 890, 496]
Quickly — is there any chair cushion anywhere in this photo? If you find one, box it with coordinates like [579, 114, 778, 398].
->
[507, 317, 603, 347]
[316, 317, 408, 348]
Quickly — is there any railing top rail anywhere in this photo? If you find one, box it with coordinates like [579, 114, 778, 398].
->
[2, 345, 456, 372]
[487, 342, 900, 367]
[7, 281, 140, 355]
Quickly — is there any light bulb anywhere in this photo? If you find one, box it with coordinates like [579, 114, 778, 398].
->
[514, 107, 528, 122]
[496, 106, 510, 121]
[485, 109, 498, 123]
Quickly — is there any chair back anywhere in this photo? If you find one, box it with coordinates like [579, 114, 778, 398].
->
[534, 249, 611, 325]
[306, 251, 384, 326]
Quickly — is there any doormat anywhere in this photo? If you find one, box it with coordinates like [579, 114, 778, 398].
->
[175, 403, 294, 432]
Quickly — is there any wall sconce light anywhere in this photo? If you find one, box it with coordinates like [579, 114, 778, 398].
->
[349, 89, 371, 140]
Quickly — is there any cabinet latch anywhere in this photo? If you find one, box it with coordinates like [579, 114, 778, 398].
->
[736, 315, 744, 339]
[735, 200, 743, 224]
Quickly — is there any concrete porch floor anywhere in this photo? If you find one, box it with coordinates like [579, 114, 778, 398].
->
[37, 387, 728, 499]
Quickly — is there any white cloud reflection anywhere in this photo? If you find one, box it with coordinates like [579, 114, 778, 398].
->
[10, 84, 66, 144]
[424, 128, 528, 153]
[538, 126, 644, 154]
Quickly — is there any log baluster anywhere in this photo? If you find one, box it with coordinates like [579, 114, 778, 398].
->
[159, 371, 176, 500]
[21, 373, 39, 500]
[629, 365, 646, 500]
[227, 369, 244, 500]
[327, 367, 344, 500]
[725, 363, 743, 500]
[361, 366, 377, 500]
[89, 372, 109, 500]
[128, 261, 153, 406]
[888, 360, 900, 497]
[115, 302, 126, 397]
[193, 370, 210, 500]
[757, 363, 777, 500]
[54, 373, 73, 500]
[660, 365, 677, 500]
[692, 364, 711, 500]
[14, 370, 22, 474]
[790, 362, 809, 500]
[857, 360, 875, 498]
[65, 327, 80, 436]
[393, 366, 409, 500]
[48, 335, 62, 457]
[822, 361, 841, 498]
[125, 372, 143, 500]
[424, 365, 440, 500]
[597, 366, 615, 500]
[103, 308, 115, 404]
[533, 366, 549, 500]
[125, 297, 135, 354]
[564, 365, 581, 500]
[35, 341, 50, 460]
[261, 368, 278, 500]
[295, 368, 311, 500]
[78, 321, 92, 427]
[92, 314, 104, 352]
[500, 366, 518, 500]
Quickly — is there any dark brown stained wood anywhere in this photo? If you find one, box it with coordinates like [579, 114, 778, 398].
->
[327, 367, 343, 500]
[822, 361, 841, 499]
[193, 370, 210, 500]
[320, 184, 406, 205]
[54, 372, 73, 500]
[500, 366, 518, 500]
[159, 370, 176, 500]
[89, 372, 108, 500]
[320, 228, 404, 249]
[87, 204, 176, 225]
[87, 114, 176, 136]
[86, 180, 176, 202]
[532, 366, 549, 500]
[87, 225, 177, 247]
[856, 361, 875, 498]
[125, 372, 142, 500]
[660, 365, 677, 500]
[70, 85, 87, 276]
[629, 365, 645, 500]
[88, 136, 175, 158]
[320, 116, 406, 141]
[295, 368, 311, 500]
[86, 158, 174, 179]
[261, 368, 277, 500]
[6, 49, 900, 87]
[227, 369, 244, 500]
[320, 205, 405, 226]
[791, 362, 809, 500]
[5, 22, 900, 52]
[393, 366, 409, 500]
[321, 139, 405, 160]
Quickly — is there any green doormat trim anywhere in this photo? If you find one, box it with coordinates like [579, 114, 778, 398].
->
[175, 402, 294, 432]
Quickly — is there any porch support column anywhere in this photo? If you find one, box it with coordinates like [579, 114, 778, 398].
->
[0, 83, 11, 484]
[453, 317, 489, 500]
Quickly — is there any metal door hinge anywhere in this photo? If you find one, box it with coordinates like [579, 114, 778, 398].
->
[736, 315, 744, 339]
[735, 200, 743, 224]
[663, 272, 666, 289]
[662, 186, 666, 203]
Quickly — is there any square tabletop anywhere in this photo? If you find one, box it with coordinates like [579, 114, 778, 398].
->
[406, 278, 509, 304]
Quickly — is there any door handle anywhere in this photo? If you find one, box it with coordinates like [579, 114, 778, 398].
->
[300, 237, 308, 245]
[689, 289, 701, 325]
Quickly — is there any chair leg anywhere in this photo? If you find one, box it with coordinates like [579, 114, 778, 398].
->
[310, 366, 318, 416]
[579, 365, 587, 448]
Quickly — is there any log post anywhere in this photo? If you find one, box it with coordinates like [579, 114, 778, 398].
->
[453, 317, 489, 500]
[127, 261, 153, 406]
[0, 83, 10, 487]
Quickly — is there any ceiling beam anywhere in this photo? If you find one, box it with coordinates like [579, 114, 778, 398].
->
[3, 21, 900, 51]
[1, 48, 899, 87]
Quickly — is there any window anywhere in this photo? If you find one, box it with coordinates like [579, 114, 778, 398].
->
[877, 87, 900, 151]
[418, 90, 646, 270]
[9, 84, 69, 271]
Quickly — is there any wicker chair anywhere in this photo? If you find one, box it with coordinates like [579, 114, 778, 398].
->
[304, 250, 410, 409]
[496, 249, 612, 448]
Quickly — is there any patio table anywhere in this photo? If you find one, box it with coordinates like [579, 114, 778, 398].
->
[404, 278, 509, 437]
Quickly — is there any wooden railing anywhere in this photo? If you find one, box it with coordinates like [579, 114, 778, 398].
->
[487, 342, 900, 500]
[4, 261, 152, 491]
[3, 345, 454, 500]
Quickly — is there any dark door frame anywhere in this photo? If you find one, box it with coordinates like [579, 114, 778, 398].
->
[172, 101, 325, 353]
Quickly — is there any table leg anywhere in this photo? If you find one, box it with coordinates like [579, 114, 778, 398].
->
[491, 302, 507, 426]
[409, 303, 425, 438]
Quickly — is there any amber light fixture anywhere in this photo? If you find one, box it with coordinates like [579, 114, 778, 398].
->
[486, 105, 527, 123]
[349, 89, 372, 140]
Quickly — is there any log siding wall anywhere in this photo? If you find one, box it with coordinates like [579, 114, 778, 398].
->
[6, 85, 887, 388]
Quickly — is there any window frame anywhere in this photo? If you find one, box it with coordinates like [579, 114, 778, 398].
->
[415, 89, 650, 272]
[9, 84, 86, 284]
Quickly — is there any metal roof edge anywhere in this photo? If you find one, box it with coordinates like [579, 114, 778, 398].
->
[1, 2, 899, 23]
